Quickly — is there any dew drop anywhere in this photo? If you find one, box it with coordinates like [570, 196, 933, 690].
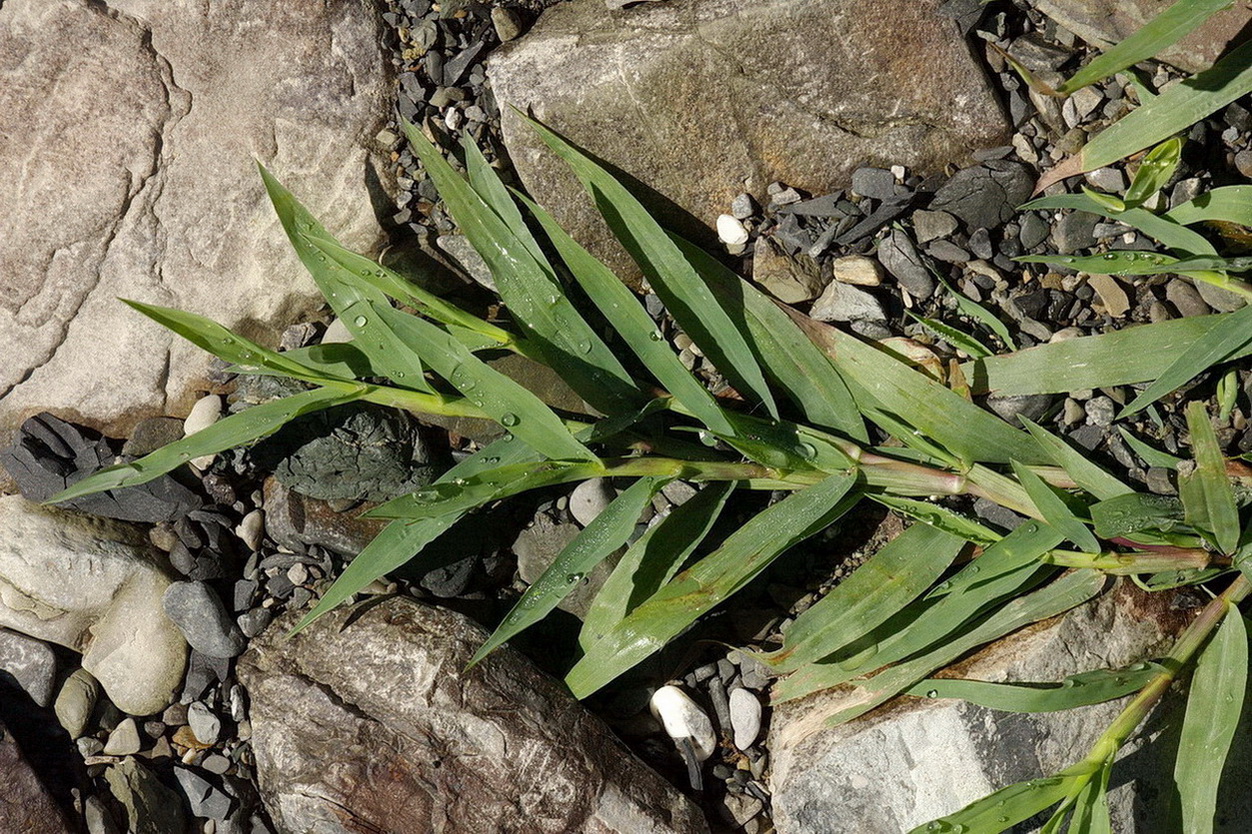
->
[798, 442, 818, 460]
[502, 413, 520, 427]
[925, 689, 939, 699]
[483, 456, 500, 465]
[566, 572, 585, 584]
[649, 331, 664, 342]
[353, 315, 368, 327]
[502, 432, 515, 442]
[1103, 252, 1118, 261]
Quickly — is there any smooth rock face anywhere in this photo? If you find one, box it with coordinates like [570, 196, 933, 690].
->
[0, 496, 187, 715]
[0, 0, 393, 451]
[0, 718, 74, 834]
[490, 0, 1007, 281]
[238, 598, 709, 834]
[767, 583, 1234, 833]
[1034, 0, 1252, 74]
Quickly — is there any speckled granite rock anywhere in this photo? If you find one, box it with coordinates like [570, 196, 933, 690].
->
[239, 597, 709, 834]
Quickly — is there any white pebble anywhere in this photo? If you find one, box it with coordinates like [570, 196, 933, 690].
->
[831, 254, 883, 287]
[320, 317, 353, 345]
[569, 479, 616, 527]
[716, 214, 749, 246]
[729, 687, 762, 750]
[183, 395, 222, 470]
[649, 685, 716, 761]
[235, 510, 265, 552]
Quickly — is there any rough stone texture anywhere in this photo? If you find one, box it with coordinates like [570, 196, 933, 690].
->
[0, 495, 187, 715]
[104, 757, 187, 834]
[768, 583, 1246, 833]
[252, 402, 444, 503]
[0, 718, 74, 834]
[514, 514, 616, 618]
[262, 477, 388, 557]
[0, 628, 58, 707]
[1034, 0, 1252, 74]
[238, 598, 709, 834]
[490, 0, 1007, 281]
[0, 0, 394, 458]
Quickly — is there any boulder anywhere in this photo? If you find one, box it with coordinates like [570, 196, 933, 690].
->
[0, 495, 186, 715]
[1034, 0, 1252, 74]
[238, 597, 709, 834]
[767, 582, 1251, 833]
[0, 0, 394, 460]
[0, 718, 74, 834]
[489, 0, 1007, 282]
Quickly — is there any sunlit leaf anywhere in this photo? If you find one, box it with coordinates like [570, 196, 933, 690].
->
[1012, 460, 1101, 553]
[905, 661, 1164, 712]
[1179, 401, 1240, 553]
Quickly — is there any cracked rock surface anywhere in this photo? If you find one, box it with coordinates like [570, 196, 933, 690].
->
[238, 597, 710, 834]
[489, 0, 1008, 282]
[0, 0, 395, 459]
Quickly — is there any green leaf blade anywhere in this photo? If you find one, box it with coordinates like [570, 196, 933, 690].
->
[1180, 401, 1240, 553]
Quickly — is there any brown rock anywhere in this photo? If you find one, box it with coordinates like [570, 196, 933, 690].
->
[0, 719, 74, 834]
[238, 598, 709, 834]
[490, 0, 1007, 284]
[0, 0, 393, 454]
[262, 477, 388, 557]
[1035, 0, 1252, 74]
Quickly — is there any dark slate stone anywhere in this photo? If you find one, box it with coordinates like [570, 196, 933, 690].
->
[876, 229, 935, 299]
[1013, 290, 1049, 320]
[968, 227, 994, 260]
[930, 160, 1034, 230]
[250, 403, 446, 503]
[851, 167, 898, 200]
[419, 554, 477, 598]
[0, 413, 203, 523]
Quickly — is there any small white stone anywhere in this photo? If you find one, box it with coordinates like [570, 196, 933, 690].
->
[890, 164, 906, 181]
[569, 479, 616, 527]
[649, 685, 717, 761]
[729, 687, 762, 750]
[320, 317, 353, 345]
[183, 395, 222, 470]
[235, 510, 265, 552]
[716, 214, 749, 246]
[287, 562, 308, 586]
[103, 717, 141, 756]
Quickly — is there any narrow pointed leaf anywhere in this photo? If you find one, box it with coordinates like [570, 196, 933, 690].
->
[789, 311, 1045, 464]
[1053, 0, 1232, 95]
[963, 313, 1252, 397]
[775, 521, 1066, 701]
[870, 495, 1000, 546]
[1011, 460, 1101, 553]
[1121, 304, 1252, 417]
[905, 311, 993, 358]
[293, 434, 544, 631]
[461, 135, 549, 264]
[360, 298, 597, 462]
[1090, 493, 1186, 539]
[1037, 39, 1252, 190]
[1180, 401, 1240, 553]
[1117, 427, 1184, 469]
[911, 766, 1092, 834]
[762, 523, 966, 673]
[580, 481, 735, 650]
[1067, 764, 1113, 834]
[1165, 185, 1252, 226]
[1175, 605, 1247, 834]
[675, 237, 866, 440]
[1020, 417, 1133, 500]
[934, 270, 1018, 350]
[48, 387, 361, 503]
[821, 569, 1107, 726]
[471, 476, 667, 665]
[402, 121, 642, 414]
[566, 472, 858, 697]
[367, 460, 596, 520]
[258, 164, 435, 387]
[523, 115, 779, 419]
[904, 662, 1164, 712]
[519, 193, 736, 436]
[1124, 138, 1183, 208]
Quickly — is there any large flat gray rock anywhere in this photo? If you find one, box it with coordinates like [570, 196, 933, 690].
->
[767, 581, 1252, 833]
[0, 0, 393, 462]
[489, 0, 1007, 282]
[238, 597, 710, 834]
